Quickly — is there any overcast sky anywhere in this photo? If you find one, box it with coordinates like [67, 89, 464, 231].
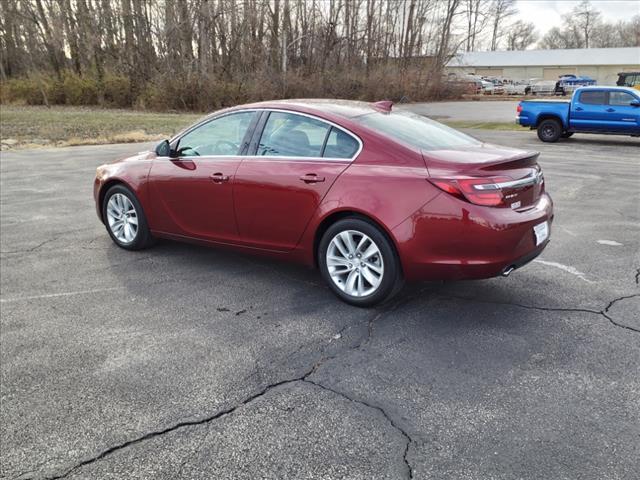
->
[514, 0, 639, 36]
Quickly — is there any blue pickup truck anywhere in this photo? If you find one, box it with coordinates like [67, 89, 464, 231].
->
[516, 86, 640, 142]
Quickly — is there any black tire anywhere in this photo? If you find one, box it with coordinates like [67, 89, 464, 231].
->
[102, 184, 155, 250]
[561, 132, 574, 138]
[318, 217, 403, 307]
[537, 119, 562, 142]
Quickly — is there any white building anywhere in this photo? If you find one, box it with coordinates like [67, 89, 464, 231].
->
[446, 47, 640, 85]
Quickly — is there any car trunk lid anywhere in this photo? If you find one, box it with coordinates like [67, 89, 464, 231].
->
[423, 143, 544, 210]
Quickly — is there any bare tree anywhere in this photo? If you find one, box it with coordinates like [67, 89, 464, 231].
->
[539, 2, 636, 49]
[464, 0, 489, 52]
[2, 0, 636, 109]
[506, 20, 537, 50]
[488, 0, 516, 51]
[572, 0, 601, 48]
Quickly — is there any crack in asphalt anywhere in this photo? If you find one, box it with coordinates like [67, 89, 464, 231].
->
[437, 292, 640, 334]
[0, 239, 56, 255]
[20, 285, 635, 479]
[602, 294, 640, 333]
[303, 379, 414, 479]
[39, 374, 313, 480]
[1, 228, 98, 256]
[35, 299, 417, 480]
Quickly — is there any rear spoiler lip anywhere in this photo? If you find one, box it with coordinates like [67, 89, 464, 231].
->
[473, 169, 543, 190]
[421, 148, 540, 176]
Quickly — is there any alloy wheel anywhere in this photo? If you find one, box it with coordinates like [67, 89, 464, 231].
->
[106, 193, 138, 244]
[326, 230, 384, 297]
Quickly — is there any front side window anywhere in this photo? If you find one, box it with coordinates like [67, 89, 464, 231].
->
[177, 111, 255, 156]
[356, 110, 480, 151]
[609, 91, 637, 106]
[579, 91, 607, 105]
[258, 112, 330, 157]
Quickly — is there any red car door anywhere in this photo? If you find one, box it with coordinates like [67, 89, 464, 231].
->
[148, 111, 257, 243]
[233, 111, 361, 251]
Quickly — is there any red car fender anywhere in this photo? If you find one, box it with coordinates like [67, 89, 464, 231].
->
[94, 151, 154, 223]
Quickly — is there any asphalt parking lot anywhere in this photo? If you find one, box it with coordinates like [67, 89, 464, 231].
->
[1, 130, 638, 479]
[403, 100, 519, 122]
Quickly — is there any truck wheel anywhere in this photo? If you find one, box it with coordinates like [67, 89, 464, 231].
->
[537, 119, 562, 142]
[561, 132, 574, 138]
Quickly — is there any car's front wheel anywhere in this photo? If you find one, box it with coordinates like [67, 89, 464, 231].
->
[537, 119, 562, 142]
[318, 218, 403, 307]
[102, 184, 154, 250]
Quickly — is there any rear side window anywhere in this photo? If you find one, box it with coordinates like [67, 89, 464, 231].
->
[609, 91, 637, 106]
[579, 91, 607, 105]
[324, 127, 359, 158]
[258, 112, 330, 157]
[356, 111, 480, 151]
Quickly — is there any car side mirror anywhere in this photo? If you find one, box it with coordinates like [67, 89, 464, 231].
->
[155, 139, 177, 157]
[630, 100, 640, 107]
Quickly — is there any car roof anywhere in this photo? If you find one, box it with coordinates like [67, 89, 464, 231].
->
[232, 99, 383, 119]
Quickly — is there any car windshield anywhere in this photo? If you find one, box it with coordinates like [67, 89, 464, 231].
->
[355, 110, 481, 151]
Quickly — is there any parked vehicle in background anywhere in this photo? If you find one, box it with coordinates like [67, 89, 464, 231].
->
[460, 75, 483, 94]
[555, 75, 596, 96]
[530, 80, 557, 96]
[505, 82, 528, 95]
[516, 86, 640, 142]
[445, 74, 483, 95]
[492, 81, 505, 95]
[524, 78, 543, 95]
[94, 99, 554, 306]
[481, 80, 495, 94]
[481, 77, 505, 95]
[617, 72, 640, 91]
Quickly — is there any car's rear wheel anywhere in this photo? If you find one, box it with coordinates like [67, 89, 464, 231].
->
[102, 184, 154, 250]
[318, 218, 402, 307]
[537, 119, 562, 142]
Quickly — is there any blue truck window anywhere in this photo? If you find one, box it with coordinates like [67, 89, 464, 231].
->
[579, 91, 607, 105]
[609, 91, 636, 106]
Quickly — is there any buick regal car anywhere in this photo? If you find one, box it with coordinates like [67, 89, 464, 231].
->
[94, 99, 553, 306]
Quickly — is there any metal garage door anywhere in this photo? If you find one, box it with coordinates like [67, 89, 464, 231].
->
[543, 67, 577, 80]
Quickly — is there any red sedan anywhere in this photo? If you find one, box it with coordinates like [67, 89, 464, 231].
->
[94, 100, 553, 306]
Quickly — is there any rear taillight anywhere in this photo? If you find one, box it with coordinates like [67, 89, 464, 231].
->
[429, 176, 511, 207]
[516, 104, 523, 113]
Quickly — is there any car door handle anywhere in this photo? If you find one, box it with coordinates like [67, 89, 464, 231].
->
[575, 107, 583, 111]
[299, 173, 325, 184]
[606, 108, 615, 112]
[210, 172, 229, 183]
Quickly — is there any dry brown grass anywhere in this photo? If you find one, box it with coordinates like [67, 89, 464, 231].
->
[1, 105, 201, 149]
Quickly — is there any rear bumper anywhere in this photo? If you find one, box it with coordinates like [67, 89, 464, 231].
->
[392, 192, 553, 281]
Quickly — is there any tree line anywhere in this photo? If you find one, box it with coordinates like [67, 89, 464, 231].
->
[0, 0, 638, 110]
[539, 1, 639, 50]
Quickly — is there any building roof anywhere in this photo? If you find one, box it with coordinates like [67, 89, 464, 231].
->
[447, 47, 640, 68]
